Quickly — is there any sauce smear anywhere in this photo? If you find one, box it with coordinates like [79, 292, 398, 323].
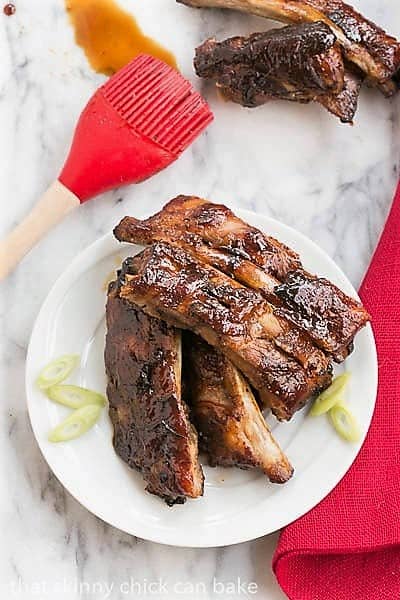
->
[65, 0, 177, 75]
[3, 3, 16, 15]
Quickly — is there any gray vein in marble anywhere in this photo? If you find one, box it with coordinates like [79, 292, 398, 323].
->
[1, 1, 399, 599]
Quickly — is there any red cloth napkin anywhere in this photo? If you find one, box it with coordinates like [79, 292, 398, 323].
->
[273, 182, 400, 600]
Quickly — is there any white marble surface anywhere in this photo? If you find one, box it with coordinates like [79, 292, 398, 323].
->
[0, 0, 399, 598]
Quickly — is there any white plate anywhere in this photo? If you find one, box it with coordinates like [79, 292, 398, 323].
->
[26, 209, 377, 548]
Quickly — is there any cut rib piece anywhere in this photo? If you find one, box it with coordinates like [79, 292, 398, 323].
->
[183, 333, 294, 483]
[116, 242, 329, 376]
[105, 274, 204, 505]
[114, 195, 370, 361]
[194, 24, 345, 110]
[194, 25, 362, 122]
[178, 0, 400, 87]
[114, 195, 302, 281]
[119, 244, 332, 420]
[274, 270, 370, 362]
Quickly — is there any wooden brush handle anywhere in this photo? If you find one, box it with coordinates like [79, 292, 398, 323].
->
[0, 181, 80, 281]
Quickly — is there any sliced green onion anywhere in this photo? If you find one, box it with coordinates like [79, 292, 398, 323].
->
[309, 373, 351, 417]
[46, 385, 106, 409]
[329, 405, 361, 443]
[48, 404, 102, 443]
[37, 355, 79, 390]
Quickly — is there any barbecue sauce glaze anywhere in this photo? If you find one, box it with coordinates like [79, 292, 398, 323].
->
[3, 3, 16, 15]
[65, 0, 177, 75]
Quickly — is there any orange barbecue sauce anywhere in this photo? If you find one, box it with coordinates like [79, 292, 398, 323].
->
[65, 0, 177, 76]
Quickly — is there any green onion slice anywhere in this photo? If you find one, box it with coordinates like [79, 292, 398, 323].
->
[37, 355, 79, 390]
[310, 373, 351, 417]
[329, 405, 361, 443]
[46, 385, 106, 409]
[48, 404, 102, 443]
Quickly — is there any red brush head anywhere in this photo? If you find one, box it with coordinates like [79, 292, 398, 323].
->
[59, 55, 213, 202]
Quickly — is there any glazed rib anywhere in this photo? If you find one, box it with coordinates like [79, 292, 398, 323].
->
[184, 334, 294, 482]
[114, 195, 301, 281]
[105, 274, 204, 505]
[194, 24, 362, 122]
[274, 270, 370, 362]
[194, 23, 345, 109]
[114, 195, 370, 360]
[119, 245, 332, 420]
[178, 0, 400, 87]
[116, 209, 331, 376]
